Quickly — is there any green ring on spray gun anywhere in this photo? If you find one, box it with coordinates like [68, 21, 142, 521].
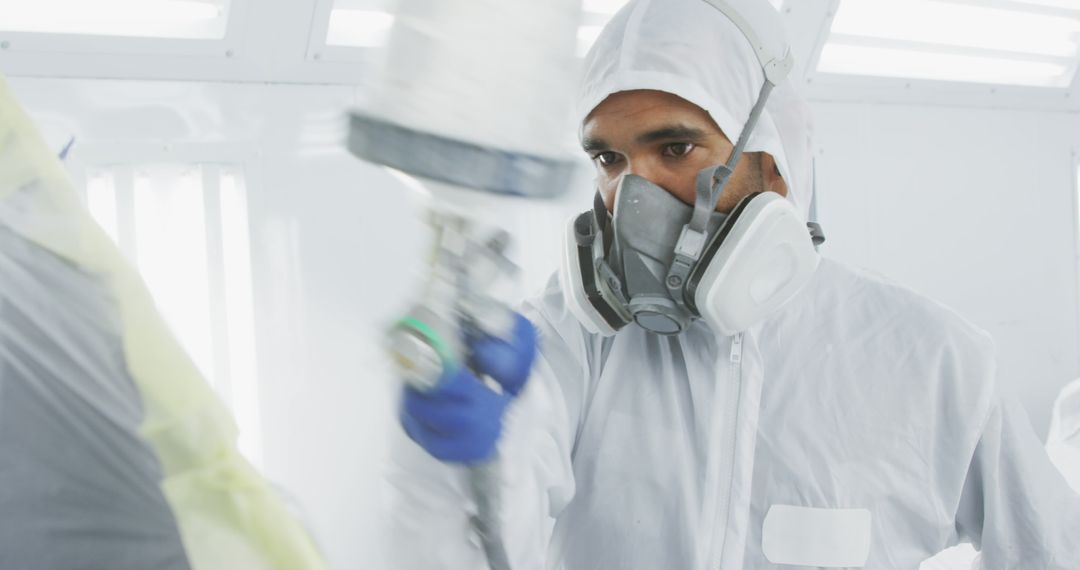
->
[397, 316, 458, 372]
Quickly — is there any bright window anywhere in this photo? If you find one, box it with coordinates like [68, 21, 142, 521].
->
[577, 24, 606, 58]
[84, 163, 262, 463]
[325, 0, 394, 48]
[578, 0, 626, 57]
[817, 0, 1080, 87]
[1013, 0, 1080, 8]
[0, 0, 231, 40]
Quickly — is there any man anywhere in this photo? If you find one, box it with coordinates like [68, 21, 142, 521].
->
[388, 0, 1080, 567]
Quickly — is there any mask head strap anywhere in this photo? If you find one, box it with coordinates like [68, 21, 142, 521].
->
[687, 80, 774, 236]
[808, 158, 826, 248]
[666, 79, 776, 306]
[587, 190, 631, 312]
[593, 191, 608, 230]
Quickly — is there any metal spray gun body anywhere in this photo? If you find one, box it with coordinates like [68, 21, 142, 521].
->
[387, 210, 517, 570]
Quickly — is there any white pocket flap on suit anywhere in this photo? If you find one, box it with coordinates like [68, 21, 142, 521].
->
[762, 504, 872, 567]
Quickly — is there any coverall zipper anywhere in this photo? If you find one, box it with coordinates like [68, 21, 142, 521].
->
[708, 332, 743, 568]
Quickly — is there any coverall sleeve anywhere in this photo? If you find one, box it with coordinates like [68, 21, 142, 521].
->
[382, 314, 582, 570]
[954, 396, 1080, 568]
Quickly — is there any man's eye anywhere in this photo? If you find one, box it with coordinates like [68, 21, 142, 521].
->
[663, 143, 695, 157]
[593, 152, 621, 167]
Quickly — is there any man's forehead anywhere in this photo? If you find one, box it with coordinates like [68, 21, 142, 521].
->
[581, 90, 724, 147]
[585, 89, 707, 122]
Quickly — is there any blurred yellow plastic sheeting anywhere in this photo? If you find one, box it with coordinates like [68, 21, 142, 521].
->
[0, 75, 326, 570]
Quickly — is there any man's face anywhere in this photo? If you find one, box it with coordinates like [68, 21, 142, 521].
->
[581, 89, 786, 213]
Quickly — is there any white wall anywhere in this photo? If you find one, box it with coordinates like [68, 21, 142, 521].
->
[810, 100, 1080, 436]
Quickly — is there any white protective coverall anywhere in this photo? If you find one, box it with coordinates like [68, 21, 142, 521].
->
[385, 0, 1080, 567]
[1048, 379, 1080, 494]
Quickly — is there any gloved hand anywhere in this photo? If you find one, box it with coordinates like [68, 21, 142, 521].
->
[400, 313, 537, 463]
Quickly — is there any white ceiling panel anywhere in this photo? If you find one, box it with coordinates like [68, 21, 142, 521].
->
[813, 0, 1080, 88]
[0, 0, 231, 40]
[1, 0, 1078, 111]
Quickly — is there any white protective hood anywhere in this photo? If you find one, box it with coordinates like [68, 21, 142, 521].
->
[578, 0, 813, 220]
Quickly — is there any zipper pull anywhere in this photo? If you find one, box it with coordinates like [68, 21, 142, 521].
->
[730, 332, 743, 364]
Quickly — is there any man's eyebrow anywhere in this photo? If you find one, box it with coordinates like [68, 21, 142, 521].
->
[580, 125, 708, 153]
[637, 125, 708, 145]
[581, 136, 609, 153]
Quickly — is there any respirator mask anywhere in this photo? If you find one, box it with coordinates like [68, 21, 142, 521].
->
[560, 155, 823, 337]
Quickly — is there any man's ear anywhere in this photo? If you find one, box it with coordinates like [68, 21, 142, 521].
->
[761, 153, 788, 197]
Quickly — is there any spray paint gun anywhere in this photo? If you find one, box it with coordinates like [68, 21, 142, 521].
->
[387, 210, 519, 570]
[346, 6, 579, 565]
[390, 210, 518, 390]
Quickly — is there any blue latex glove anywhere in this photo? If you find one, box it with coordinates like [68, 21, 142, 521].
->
[400, 313, 537, 463]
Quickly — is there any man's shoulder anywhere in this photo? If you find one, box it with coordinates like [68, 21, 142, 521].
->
[518, 272, 593, 361]
[787, 259, 1000, 425]
[520, 272, 575, 332]
[805, 258, 995, 357]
